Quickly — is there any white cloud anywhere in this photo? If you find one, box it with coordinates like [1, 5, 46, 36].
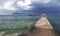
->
[24, 0, 32, 5]
[32, 0, 51, 4]
[0, 12, 6, 15]
[3, 0, 16, 11]
[0, 5, 2, 10]
[0, 0, 60, 15]
[41, 0, 51, 4]
[17, 0, 32, 10]
[0, 4, 3, 10]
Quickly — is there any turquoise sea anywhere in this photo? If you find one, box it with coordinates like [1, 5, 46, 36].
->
[0, 15, 60, 34]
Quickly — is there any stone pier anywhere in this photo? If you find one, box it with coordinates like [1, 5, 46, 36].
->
[25, 16, 57, 36]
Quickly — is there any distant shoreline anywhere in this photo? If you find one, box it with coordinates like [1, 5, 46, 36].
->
[0, 14, 60, 16]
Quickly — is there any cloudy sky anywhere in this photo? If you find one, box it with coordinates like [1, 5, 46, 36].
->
[0, 0, 60, 15]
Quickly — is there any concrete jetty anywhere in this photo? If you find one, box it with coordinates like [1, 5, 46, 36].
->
[35, 17, 53, 29]
[18, 14, 57, 36]
[23, 14, 57, 36]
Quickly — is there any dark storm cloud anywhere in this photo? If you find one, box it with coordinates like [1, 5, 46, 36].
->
[24, 0, 60, 15]
[0, 0, 60, 15]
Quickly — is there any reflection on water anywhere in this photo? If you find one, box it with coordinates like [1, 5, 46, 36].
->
[0, 15, 60, 36]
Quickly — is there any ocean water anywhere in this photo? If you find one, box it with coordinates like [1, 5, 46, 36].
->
[47, 15, 60, 33]
[0, 15, 60, 35]
[0, 15, 40, 35]
[0, 15, 40, 29]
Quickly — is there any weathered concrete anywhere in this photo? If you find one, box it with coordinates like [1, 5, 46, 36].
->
[25, 17, 57, 36]
[35, 17, 53, 29]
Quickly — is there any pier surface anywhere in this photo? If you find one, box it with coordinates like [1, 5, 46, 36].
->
[25, 17, 57, 36]
[35, 17, 53, 29]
